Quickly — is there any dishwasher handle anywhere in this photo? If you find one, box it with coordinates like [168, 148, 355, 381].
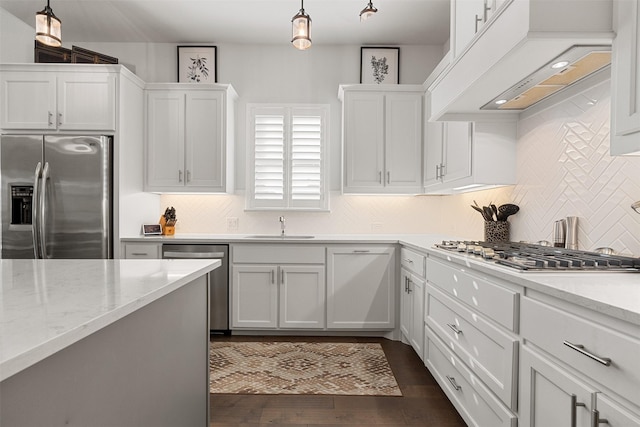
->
[163, 251, 226, 259]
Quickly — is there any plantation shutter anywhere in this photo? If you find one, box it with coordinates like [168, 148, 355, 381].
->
[291, 114, 322, 203]
[254, 114, 285, 202]
[248, 104, 328, 210]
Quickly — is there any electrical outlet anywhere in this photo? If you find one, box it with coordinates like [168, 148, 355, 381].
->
[227, 217, 239, 231]
[371, 222, 383, 232]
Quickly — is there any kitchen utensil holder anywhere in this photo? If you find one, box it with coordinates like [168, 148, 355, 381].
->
[484, 221, 510, 243]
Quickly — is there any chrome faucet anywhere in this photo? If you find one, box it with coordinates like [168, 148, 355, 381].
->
[279, 216, 286, 237]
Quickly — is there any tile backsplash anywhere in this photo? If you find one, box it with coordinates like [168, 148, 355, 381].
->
[161, 79, 640, 255]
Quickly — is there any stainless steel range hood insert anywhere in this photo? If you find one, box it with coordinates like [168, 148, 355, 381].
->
[482, 46, 611, 111]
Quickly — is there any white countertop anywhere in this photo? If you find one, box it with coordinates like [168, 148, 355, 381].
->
[123, 233, 640, 326]
[0, 259, 219, 382]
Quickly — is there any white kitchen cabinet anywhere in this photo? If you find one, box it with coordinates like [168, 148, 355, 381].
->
[519, 346, 596, 427]
[519, 293, 640, 427]
[122, 242, 161, 259]
[145, 84, 236, 193]
[231, 244, 325, 330]
[423, 120, 517, 194]
[610, 0, 640, 155]
[326, 245, 396, 329]
[399, 247, 427, 358]
[0, 65, 116, 131]
[339, 85, 423, 194]
[424, 256, 520, 414]
[451, 0, 491, 58]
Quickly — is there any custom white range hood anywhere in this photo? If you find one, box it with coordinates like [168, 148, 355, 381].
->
[428, 0, 615, 121]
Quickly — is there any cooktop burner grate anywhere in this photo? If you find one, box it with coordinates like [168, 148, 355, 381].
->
[433, 241, 640, 272]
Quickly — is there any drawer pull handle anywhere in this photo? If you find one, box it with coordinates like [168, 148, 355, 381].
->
[563, 341, 611, 366]
[130, 252, 148, 256]
[591, 409, 609, 427]
[571, 394, 586, 427]
[447, 323, 462, 335]
[402, 258, 414, 263]
[353, 250, 370, 253]
[446, 376, 461, 391]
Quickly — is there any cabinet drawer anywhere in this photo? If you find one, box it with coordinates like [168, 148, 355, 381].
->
[124, 243, 160, 259]
[400, 247, 425, 277]
[521, 297, 640, 401]
[232, 244, 325, 264]
[426, 258, 518, 331]
[424, 331, 517, 427]
[425, 284, 517, 409]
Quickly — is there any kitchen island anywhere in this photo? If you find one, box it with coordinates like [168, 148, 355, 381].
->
[0, 258, 219, 427]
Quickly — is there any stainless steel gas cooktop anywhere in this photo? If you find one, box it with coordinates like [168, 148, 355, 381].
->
[434, 241, 640, 272]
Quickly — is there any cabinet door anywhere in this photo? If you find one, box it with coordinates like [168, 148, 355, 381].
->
[442, 122, 472, 183]
[424, 120, 444, 189]
[610, 0, 640, 155]
[343, 92, 385, 192]
[595, 393, 640, 427]
[385, 92, 423, 192]
[146, 91, 185, 189]
[231, 265, 278, 329]
[400, 268, 413, 340]
[185, 91, 225, 190]
[0, 72, 56, 130]
[57, 73, 116, 131]
[410, 275, 425, 359]
[326, 246, 395, 329]
[452, 0, 487, 57]
[279, 265, 326, 329]
[520, 346, 596, 427]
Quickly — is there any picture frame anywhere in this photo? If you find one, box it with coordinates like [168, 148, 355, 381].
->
[360, 47, 399, 85]
[177, 45, 217, 83]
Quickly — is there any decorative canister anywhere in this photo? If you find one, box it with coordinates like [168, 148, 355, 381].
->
[484, 221, 510, 242]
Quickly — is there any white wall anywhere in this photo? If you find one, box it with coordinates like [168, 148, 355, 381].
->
[0, 7, 34, 63]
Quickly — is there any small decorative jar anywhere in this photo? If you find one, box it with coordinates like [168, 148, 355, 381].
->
[484, 221, 510, 243]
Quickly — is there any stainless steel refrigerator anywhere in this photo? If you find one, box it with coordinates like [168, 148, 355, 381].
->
[1, 135, 112, 259]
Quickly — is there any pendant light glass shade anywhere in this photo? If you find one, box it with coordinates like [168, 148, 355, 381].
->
[35, 0, 61, 47]
[359, 1, 378, 22]
[291, 0, 312, 50]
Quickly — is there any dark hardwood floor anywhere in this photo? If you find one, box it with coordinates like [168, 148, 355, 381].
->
[209, 336, 467, 426]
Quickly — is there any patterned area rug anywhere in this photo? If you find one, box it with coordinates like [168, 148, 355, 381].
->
[209, 341, 402, 396]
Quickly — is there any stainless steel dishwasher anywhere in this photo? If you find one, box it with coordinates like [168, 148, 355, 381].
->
[162, 244, 230, 334]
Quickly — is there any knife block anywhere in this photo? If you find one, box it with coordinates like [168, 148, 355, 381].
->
[159, 216, 176, 236]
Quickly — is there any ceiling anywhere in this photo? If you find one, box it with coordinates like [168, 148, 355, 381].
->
[0, 0, 450, 46]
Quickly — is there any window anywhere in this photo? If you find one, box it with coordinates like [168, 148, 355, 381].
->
[247, 104, 329, 210]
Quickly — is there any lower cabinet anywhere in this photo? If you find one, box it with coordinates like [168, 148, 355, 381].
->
[400, 268, 425, 358]
[231, 244, 326, 330]
[326, 245, 396, 329]
[519, 293, 640, 427]
[232, 264, 325, 329]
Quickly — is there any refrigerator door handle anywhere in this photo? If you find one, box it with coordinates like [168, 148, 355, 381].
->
[32, 162, 43, 259]
[39, 162, 50, 259]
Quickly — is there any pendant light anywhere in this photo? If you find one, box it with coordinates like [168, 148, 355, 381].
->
[291, 0, 312, 50]
[359, 1, 378, 22]
[35, 0, 62, 47]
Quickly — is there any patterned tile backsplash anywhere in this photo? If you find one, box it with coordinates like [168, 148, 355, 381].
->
[161, 79, 640, 256]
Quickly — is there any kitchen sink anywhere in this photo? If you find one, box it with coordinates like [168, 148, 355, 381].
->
[244, 234, 315, 239]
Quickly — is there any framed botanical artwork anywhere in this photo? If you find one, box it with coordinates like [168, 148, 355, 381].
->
[360, 47, 399, 84]
[177, 45, 217, 83]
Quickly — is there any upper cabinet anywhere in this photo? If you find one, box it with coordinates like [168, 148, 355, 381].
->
[0, 64, 116, 132]
[424, 118, 517, 194]
[428, 0, 614, 121]
[610, 0, 640, 156]
[339, 85, 423, 194]
[144, 83, 237, 193]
